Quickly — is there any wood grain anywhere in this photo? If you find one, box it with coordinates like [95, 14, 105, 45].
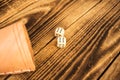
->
[100, 20, 120, 80]
[100, 53, 120, 80]
[0, 0, 57, 29]
[0, 0, 120, 80]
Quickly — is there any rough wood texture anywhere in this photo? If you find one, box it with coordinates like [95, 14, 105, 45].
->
[0, 0, 120, 80]
[0, 0, 58, 29]
[100, 53, 120, 80]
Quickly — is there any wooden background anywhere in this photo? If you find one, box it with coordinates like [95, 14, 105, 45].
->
[0, 0, 120, 80]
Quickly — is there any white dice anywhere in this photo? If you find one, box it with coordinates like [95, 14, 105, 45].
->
[55, 27, 65, 37]
[57, 36, 66, 48]
[55, 27, 66, 48]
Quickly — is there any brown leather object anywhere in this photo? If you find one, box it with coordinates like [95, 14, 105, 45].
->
[0, 20, 35, 75]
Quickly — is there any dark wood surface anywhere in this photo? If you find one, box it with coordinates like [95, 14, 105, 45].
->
[0, 0, 120, 80]
[100, 54, 120, 80]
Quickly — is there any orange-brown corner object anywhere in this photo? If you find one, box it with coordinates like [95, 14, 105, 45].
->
[0, 19, 35, 75]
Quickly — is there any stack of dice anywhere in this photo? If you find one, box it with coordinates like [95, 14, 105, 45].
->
[55, 27, 66, 48]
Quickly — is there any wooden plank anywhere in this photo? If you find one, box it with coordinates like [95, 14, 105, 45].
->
[0, 0, 11, 8]
[29, 0, 85, 38]
[0, 0, 57, 29]
[28, 0, 120, 80]
[100, 54, 120, 80]
[33, 0, 118, 67]
[0, 76, 9, 80]
[0, 0, 35, 23]
[31, 0, 101, 54]
[100, 20, 120, 80]
[64, 7, 120, 80]
[28, 0, 74, 34]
